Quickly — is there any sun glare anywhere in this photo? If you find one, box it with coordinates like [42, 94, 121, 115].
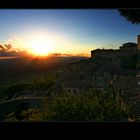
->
[13, 32, 91, 57]
[29, 40, 52, 56]
[25, 34, 54, 56]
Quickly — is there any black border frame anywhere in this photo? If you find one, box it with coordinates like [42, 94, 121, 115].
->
[0, 0, 140, 136]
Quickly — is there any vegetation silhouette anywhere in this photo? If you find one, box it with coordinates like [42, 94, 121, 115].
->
[119, 9, 140, 24]
[4, 89, 131, 122]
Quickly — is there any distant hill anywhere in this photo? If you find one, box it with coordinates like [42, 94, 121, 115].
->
[0, 56, 87, 81]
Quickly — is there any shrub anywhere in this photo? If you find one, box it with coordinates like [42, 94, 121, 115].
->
[4, 113, 19, 122]
[20, 108, 41, 122]
[41, 90, 130, 121]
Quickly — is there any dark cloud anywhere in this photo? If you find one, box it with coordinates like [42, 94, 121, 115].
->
[4, 44, 12, 50]
[0, 44, 5, 51]
[0, 43, 12, 51]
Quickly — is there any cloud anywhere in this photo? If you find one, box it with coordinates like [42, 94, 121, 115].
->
[7, 35, 28, 52]
[0, 43, 12, 51]
[0, 44, 5, 51]
[0, 35, 29, 57]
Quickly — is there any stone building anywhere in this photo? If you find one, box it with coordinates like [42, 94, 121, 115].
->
[63, 80, 84, 95]
[91, 35, 139, 58]
[119, 42, 137, 51]
[136, 35, 140, 76]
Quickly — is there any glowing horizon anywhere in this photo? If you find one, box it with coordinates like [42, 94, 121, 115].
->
[3, 31, 94, 57]
[1, 9, 140, 57]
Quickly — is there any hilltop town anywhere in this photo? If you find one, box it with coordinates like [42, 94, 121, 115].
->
[53, 35, 140, 118]
[1, 35, 140, 121]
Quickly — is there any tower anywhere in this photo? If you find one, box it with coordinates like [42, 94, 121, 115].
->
[137, 35, 140, 49]
[137, 35, 140, 76]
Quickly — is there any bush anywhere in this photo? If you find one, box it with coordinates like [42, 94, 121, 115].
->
[28, 77, 54, 91]
[20, 108, 41, 122]
[1, 83, 30, 100]
[0, 74, 56, 101]
[41, 90, 130, 121]
[4, 113, 19, 122]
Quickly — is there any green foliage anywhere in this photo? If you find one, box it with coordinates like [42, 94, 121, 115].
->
[4, 113, 19, 122]
[0, 74, 55, 101]
[5, 109, 42, 122]
[41, 90, 130, 121]
[20, 108, 41, 122]
[6, 83, 30, 99]
[3, 89, 131, 122]
[27, 76, 55, 91]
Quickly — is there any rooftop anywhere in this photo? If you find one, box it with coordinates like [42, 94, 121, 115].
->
[122, 42, 137, 47]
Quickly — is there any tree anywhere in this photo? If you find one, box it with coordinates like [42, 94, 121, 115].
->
[119, 9, 140, 24]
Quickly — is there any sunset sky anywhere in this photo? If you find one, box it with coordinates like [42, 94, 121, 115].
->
[0, 9, 140, 56]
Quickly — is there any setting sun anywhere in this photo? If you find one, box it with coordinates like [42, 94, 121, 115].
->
[25, 34, 54, 56]
[28, 39, 52, 56]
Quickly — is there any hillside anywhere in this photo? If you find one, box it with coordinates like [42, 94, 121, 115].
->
[0, 56, 87, 82]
